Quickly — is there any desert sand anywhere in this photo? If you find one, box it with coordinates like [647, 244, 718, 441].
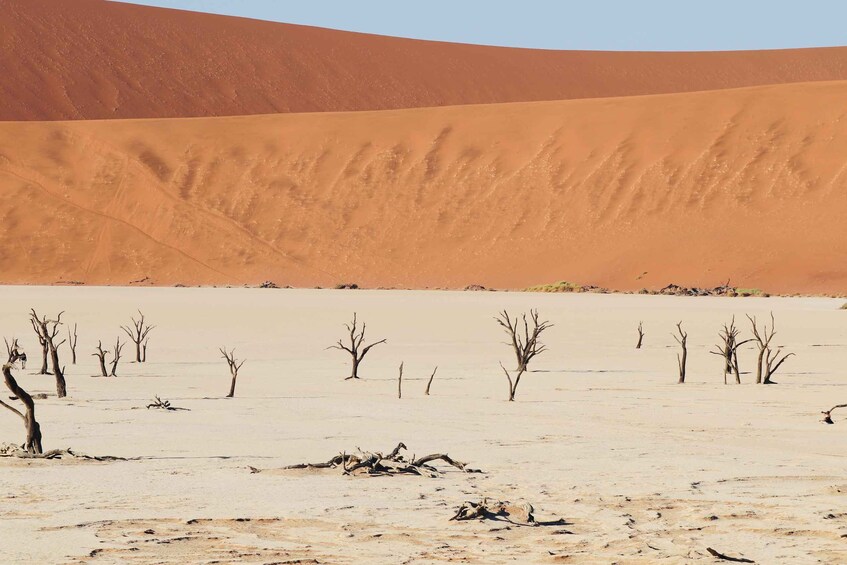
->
[1, 80, 847, 293]
[4, 0, 847, 120]
[1, 286, 846, 563]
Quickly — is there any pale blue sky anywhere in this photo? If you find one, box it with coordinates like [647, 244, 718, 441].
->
[115, 0, 847, 51]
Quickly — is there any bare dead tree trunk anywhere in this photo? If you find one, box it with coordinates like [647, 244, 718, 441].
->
[30, 309, 67, 398]
[142, 338, 148, 363]
[674, 322, 687, 384]
[220, 347, 245, 398]
[495, 309, 552, 372]
[68, 323, 78, 364]
[398, 362, 403, 399]
[110, 337, 124, 377]
[1, 344, 43, 454]
[328, 313, 387, 380]
[710, 317, 751, 384]
[747, 313, 793, 384]
[425, 366, 438, 395]
[121, 310, 155, 363]
[636, 321, 644, 349]
[92, 341, 109, 377]
[30, 317, 49, 375]
[500, 362, 525, 401]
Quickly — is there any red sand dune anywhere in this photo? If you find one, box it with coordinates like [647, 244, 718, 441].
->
[1, 81, 846, 293]
[4, 0, 847, 120]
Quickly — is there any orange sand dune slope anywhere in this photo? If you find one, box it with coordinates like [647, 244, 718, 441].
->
[4, 0, 847, 120]
[1, 80, 847, 293]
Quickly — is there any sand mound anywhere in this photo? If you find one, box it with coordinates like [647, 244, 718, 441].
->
[4, 0, 847, 120]
[0, 80, 845, 293]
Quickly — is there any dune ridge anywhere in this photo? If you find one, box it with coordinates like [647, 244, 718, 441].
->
[1, 80, 846, 293]
[4, 0, 847, 120]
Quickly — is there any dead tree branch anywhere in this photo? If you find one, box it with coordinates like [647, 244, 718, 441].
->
[822, 404, 847, 424]
[706, 547, 755, 563]
[279, 442, 481, 477]
[636, 321, 644, 349]
[450, 499, 566, 527]
[425, 366, 438, 395]
[146, 396, 189, 411]
[328, 313, 386, 380]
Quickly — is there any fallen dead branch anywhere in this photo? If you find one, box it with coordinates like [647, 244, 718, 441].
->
[450, 498, 566, 527]
[0, 444, 129, 461]
[146, 396, 189, 411]
[822, 404, 847, 424]
[277, 442, 481, 477]
[706, 547, 755, 563]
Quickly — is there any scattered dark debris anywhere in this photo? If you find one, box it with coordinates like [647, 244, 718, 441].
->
[146, 396, 189, 411]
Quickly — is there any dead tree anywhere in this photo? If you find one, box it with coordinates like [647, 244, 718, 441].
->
[747, 313, 794, 384]
[121, 310, 155, 363]
[500, 361, 525, 401]
[328, 313, 387, 380]
[220, 347, 245, 398]
[29, 316, 49, 375]
[710, 317, 751, 384]
[398, 361, 404, 399]
[68, 323, 78, 364]
[822, 404, 847, 424]
[636, 321, 644, 349]
[674, 322, 688, 384]
[495, 309, 552, 372]
[110, 337, 124, 377]
[425, 366, 438, 395]
[29, 309, 67, 398]
[142, 338, 149, 362]
[0, 342, 43, 454]
[92, 341, 109, 377]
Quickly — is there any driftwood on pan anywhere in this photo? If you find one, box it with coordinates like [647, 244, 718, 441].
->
[146, 396, 189, 411]
[0, 444, 129, 461]
[706, 547, 755, 563]
[822, 404, 847, 424]
[277, 442, 481, 477]
[450, 498, 567, 527]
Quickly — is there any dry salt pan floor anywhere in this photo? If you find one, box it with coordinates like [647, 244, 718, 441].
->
[0, 287, 845, 564]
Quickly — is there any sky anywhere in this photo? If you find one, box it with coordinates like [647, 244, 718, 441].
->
[115, 0, 847, 51]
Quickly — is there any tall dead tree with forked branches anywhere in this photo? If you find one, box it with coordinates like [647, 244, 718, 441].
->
[29, 309, 67, 398]
[110, 337, 124, 377]
[710, 316, 752, 384]
[747, 313, 794, 384]
[674, 322, 688, 384]
[92, 341, 109, 377]
[328, 313, 387, 380]
[220, 347, 245, 398]
[0, 340, 42, 454]
[495, 309, 553, 373]
[121, 310, 155, 363]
